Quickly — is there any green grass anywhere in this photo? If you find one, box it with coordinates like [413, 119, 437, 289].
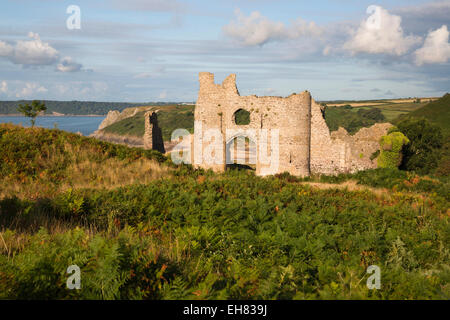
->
[394, 94, 450, 136]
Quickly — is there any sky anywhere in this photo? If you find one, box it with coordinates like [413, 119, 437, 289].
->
[0, 0, 449, 102]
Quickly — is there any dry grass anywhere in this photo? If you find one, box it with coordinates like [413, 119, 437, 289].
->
[0, 141, 170, 199]
[301, 180, 389, 197]
[68, 157, 169, 189]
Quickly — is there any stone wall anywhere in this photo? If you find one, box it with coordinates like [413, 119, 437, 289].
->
[143, 111, 165, 153]
[194, 72, 312, 176]
[310, 99, 392, 174]
[153, 72, 392, 177]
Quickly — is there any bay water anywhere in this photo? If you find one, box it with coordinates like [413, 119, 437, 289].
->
[0, 116, 106, 136]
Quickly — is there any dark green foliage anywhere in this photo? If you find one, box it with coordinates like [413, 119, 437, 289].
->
[0, 227, 176, 299]
[324, 106, 386, 134]
[395, 93, 449, 136]
[370, 150, 380, 161]
[1, 168, 449, 299]
[393, 94, 450, 176]
[357, 108, 385, 121]
[17, 100, 47, 127]
[234, 109, 251, 125]
[396, 119, 444, 174]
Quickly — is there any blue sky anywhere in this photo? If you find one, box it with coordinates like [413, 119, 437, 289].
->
[0, 0, 449, 102]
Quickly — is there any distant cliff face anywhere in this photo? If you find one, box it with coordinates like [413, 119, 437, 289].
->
[97, 106, 152, 130]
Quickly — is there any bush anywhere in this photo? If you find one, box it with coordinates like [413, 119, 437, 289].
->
[378, 132, 410, 169]
[396, 119, 444, 174]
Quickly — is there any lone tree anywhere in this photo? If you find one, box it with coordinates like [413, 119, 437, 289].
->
[17, 100, 47, 127]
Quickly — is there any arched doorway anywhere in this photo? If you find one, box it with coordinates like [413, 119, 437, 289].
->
[226, 134, 257, 171]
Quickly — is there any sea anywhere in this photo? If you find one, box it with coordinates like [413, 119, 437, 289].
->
[0, 116, 106, 136]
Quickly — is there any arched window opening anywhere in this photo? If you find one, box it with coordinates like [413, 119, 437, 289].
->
[233, 109, 250, 125]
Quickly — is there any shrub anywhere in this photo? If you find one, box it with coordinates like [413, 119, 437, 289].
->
[396, 119, 444, 174]
[378, 132, 410, 169]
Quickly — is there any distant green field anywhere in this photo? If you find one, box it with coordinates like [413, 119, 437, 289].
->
[352, 102, 427, 122]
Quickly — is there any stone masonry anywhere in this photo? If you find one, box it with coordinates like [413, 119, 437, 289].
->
[143, 111, 165, 154]
[189, 72, 391, 176]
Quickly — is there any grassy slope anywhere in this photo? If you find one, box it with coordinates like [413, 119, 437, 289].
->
[394, 93, 450, 136]
[0, 125, 449, 299]
[393, 94, 450, 176]
[0, 124, 170, 199]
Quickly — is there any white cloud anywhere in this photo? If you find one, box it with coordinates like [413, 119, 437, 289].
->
[0, 81, 8, 94]
[223, 9, 322, 46]
[56, 56, 83, 72]
[343, 6, 421, 56]
[414, 25, 450, 66]
[9, 32, 59, 65]
[0, 33, 84, 72]
[16, 82, 48, 98]
[0, 41, 14, 56]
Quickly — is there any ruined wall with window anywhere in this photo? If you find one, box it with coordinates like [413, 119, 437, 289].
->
[145, 72, 392, 177]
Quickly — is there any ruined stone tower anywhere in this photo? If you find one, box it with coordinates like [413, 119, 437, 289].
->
[194, 72, 312, 176]
[143, 111, 165, 154]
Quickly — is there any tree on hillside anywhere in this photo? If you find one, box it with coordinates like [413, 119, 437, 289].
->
[396, 119, 444, 174]
[17, 100, 47, 127]
[357, 108, 385, 121]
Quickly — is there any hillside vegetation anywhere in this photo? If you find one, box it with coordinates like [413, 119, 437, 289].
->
[393, 94, 450, 176]
[324, 106, 387, 134]
[394, 93, 450, 136]
[0, 124, 170, 199]
[0, 124, 449, 299]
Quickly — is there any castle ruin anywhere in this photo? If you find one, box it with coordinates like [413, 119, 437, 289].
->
[145, 72, 392, 176]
